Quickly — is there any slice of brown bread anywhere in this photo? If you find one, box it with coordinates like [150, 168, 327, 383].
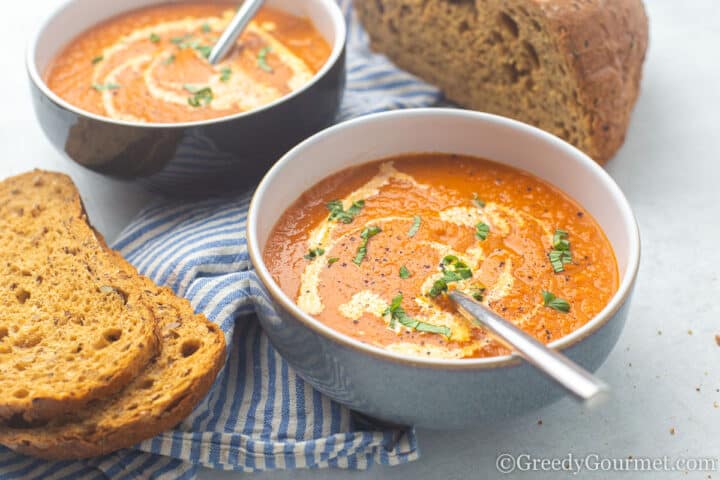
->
[355, 0, 649, 163]
[0, 171, 159, 423]
[0, 246, 227, 460]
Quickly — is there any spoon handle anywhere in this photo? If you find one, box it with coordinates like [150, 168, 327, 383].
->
[449, 291, 608, 403]
[208, 0, 265, 65]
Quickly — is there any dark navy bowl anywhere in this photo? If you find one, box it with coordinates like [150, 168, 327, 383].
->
[27, 0, 346, 195]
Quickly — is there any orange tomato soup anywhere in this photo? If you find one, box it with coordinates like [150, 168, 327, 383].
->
[46, 3, 331, 123]
[264, 154, 619, 359]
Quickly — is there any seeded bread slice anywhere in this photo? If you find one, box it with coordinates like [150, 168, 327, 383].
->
[0, 171, 159, 423]
[356, 0, 648, 163]
[0, 248, 227, 460]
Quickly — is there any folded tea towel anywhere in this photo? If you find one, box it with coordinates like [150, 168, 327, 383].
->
[0, 1, 442, 478]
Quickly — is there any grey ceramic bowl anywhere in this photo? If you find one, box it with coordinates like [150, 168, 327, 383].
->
[247, 109, 641, 429]
[27, 0, 346, 195]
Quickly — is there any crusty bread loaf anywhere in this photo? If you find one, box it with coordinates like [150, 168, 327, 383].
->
[0, 266, 226, 460]
[0, 171, 159, 423]
[356, 0, 649, 163]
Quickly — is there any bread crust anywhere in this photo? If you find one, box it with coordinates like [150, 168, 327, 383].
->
[539, 0, 649, 162]
[356, 0, 648, 163]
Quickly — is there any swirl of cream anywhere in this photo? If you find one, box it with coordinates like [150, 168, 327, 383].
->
[91, 12, 315, 121]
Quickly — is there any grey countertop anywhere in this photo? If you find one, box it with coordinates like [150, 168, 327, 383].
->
[5, 1, 719, 478]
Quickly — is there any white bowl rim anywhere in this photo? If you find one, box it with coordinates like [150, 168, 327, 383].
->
[25, 0, 346, 129]
[247, 108, 641, 370]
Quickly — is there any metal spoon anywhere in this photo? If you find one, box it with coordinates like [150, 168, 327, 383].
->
[208, 0, 265, 65]
[449, 291, 609, 404]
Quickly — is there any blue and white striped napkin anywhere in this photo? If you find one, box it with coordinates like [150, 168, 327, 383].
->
[0, 1, 442, 478]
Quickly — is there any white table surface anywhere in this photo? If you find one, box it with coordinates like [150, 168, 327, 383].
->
[5, 1, 719, 478]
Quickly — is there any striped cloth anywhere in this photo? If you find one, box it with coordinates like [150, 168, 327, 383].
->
[0, 1, 442, 478]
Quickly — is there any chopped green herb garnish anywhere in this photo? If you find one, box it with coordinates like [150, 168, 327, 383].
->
[304, 247, 325, 260]
[542, 290, 570, 313]
[548, 229, 572, 273]
[171, 34, 211, 58]
[170, 34, 193, 45]
[184, 85, 213, 107]
[548, 250, 571, 272]
[415, 322, 452, 335]
[384, 294, 451, 337]
[399, 265, 411, 279]
[201, 22, 212, 33]
[194, 44, 212, 59]
[553, 229, 570, 250]
[220, 67, 232, 82]
[472, 192, 486, 208]
[91, 55, 104, 65]
[326, 200, 343, 220]
[385, 294, 402, 327]
[428, 255, 473, 297]
[257, 46, 273, 72]
[327, 257, 340, 266]
[475, 222, 490, 241]
[150, 33, 161, 43]
[92, 83, 121, 91]
[163, 54, 176, 65]
[429, 279, 448, 298]
[440, 255, 473, 282]
[353, 225, 381, 265]
[469, 286, 486, 301]
[443, 255, 463, 265]
[347, 201, 365, 218]
[408, 215, 421, 237]
[327, 199, 365, 224]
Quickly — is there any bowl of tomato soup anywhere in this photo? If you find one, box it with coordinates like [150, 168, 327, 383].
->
[27, 0, 345, 194]
[247, 108, 640, 428]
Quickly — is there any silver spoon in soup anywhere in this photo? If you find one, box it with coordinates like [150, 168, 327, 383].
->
[208, 0, 265, 64]
[449, 291, 609, 404]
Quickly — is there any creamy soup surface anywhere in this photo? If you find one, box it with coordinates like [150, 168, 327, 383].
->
[46, 3, 331, 123]
[264, 154, 619, 359]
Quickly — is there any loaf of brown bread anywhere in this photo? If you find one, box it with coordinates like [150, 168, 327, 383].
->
[0, 171, 226, 459]
[356, 0, 649, 163]
[0, 171, 159, 423]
